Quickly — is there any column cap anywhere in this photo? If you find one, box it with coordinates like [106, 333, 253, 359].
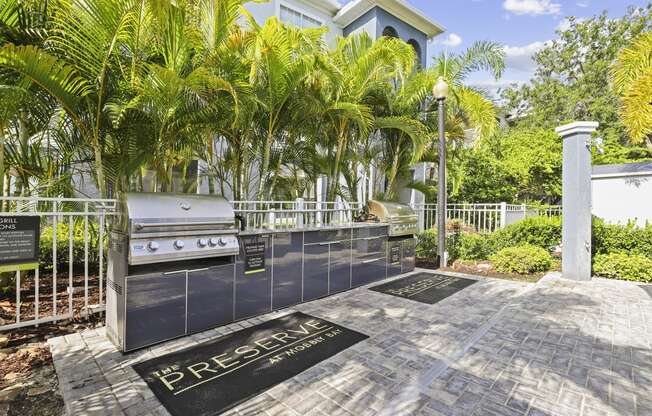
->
[555, 121, 599, 137]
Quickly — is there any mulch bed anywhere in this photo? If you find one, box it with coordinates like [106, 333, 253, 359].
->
[416, 258, 545, 283]
[0, 273, 102, 325]
[0, 272, 105, 416]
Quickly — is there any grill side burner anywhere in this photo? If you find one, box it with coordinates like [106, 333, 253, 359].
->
[366, 200, 418, 237]
[107, 193, 240, 352]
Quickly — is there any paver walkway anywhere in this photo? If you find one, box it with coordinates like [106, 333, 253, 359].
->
[49, 270, 652, 416]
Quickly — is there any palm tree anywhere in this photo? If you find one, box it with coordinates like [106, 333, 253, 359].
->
[318, 33, 416, 201]
[0, 0, 144, 197]
[408, 41, 505, 200]
[375, 69, 433, 200]
[611, 31, 652, 146]
[243, 14, 326, 200]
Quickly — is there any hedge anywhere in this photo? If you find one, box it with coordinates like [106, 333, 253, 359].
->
[39, 221, 103, 270]
[592, 218, 652, 259]
[490, 245, 553, 274]
[487, 216, 561, 253]
[593, 252, 652, 282]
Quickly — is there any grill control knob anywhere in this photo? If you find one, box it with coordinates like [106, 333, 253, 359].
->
[173, 240, 185, 250]
[217, 237, 228, 247]
[197, 238, 208, 248]
[147, 241, 160, 252]
[208, 237, 219, 247]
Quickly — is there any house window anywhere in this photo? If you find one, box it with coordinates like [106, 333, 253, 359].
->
[280, 5, 322, 29]
[382, 26, 399, 38]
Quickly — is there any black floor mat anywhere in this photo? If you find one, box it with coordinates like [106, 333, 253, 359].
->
[133, 312, 368, 416]
[369, 272, 478, 304]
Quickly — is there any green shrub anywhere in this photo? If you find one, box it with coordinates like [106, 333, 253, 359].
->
[592, 217, 652, 258]
[39, 221, 102, 270]
[417, 229, 490, 262]
[416, 229, 438, 259]
[455, 233, 491, 261]
[490, 244, 553, 274]
[487, 216, 561, 254]
[592, 252, 652, 282]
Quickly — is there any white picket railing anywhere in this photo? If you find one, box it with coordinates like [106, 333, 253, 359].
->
[0, 195, 560, 331]
[0, 197, 117, 331]
[410, 202, 562, 233]
[231, 199, 363, 230]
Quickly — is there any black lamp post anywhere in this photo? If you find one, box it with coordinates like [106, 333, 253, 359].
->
[433, 77, 449, 268]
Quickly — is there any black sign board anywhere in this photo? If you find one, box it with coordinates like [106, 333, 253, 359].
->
[390, 245, 400, 264]
[243, 239, 266, 275]
[0, 216, 40, 272]
[370, 272, 477, 304]
[133, 312, 368, 416]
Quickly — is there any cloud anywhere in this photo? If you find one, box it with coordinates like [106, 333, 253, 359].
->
[503, 0, 561, 16]
[433, 33, 463, 47]
[504, 41, 549, 72]
[576, 1, 589, 7]
[556, 17, 585, 32]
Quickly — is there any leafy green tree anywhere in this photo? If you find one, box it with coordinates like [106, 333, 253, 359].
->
[502, 5, 652, 162]
[453, 127, 561, 203]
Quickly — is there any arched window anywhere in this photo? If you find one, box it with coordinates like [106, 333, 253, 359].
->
[382, 26, 398, 38]
[407, 39, 422, 64]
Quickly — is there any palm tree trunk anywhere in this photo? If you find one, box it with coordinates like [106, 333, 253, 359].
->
[257, 131, 273, 200]
[329, 131, 347, 202]
[386, 136, 403, 200]
[92, 139, 106, 197]
[14, 110, 29, 196]
[267, 151, 285, 200]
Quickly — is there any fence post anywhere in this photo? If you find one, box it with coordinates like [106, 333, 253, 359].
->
[500, 202, 507, 229]
[557, 121, 598, 281]
[296, 198, 304, 228]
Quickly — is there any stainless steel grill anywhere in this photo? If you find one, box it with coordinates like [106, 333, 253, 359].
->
[118, 193, 240, 265]
[367, 200, 418, 237]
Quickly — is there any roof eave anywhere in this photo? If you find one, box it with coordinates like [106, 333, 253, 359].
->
[333, 0, 445, 39]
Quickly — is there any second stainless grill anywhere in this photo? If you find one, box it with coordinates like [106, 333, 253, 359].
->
[367, 200, 418, 237]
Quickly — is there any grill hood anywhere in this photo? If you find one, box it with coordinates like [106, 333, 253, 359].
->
[122, 193, 236, 234]
[367, 200, 418, 237]
[117, 193, 239, 265]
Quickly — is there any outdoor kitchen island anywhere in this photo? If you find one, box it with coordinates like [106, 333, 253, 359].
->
[106, 194, 416, 352]
[236, 223, 416, 322]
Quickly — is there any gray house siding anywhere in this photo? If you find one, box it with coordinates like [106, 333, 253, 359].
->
[343, 6, 428, 66]
[375, 7, 427, 66]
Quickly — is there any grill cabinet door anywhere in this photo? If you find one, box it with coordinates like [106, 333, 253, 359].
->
[401, 238, 416, 273]
[272, 232, 303, 309]
[329, 240, 352, 294]
[303, 243, 329, 301]
[352, 237, 387, 287]
[125, 271, 186, 351]
[187, 264, 235, 333]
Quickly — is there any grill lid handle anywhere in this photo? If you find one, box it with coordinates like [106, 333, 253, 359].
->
[134, 220, 233, 230]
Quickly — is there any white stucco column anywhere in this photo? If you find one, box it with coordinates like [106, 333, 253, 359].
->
[556, 121, 599, 281]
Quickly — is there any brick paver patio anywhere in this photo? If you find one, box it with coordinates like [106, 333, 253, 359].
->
[49, 270, 652, 416]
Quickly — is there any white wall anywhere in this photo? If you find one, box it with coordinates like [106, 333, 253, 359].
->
[592, 174, 652, 226]
[244, 0, 343, 46]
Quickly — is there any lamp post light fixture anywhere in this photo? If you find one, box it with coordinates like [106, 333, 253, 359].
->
[433, 77, 448, 268]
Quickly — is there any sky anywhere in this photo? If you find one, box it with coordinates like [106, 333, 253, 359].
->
[343, 0, 650, 95]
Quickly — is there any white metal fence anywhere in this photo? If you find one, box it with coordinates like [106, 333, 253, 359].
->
[232, 199, 363, 231]
[0, 196, 559, 331]
[410, 202, 562, 233]
[0, 197, 117, 331]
